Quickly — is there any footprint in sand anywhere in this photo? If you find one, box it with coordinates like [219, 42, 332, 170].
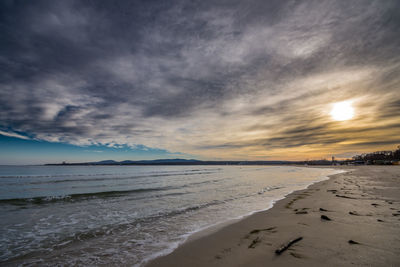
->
[294, 207, 309, 214]
[248, 236, 261, 248]
[321, 215, 332, 221]
[214, 247, 232, 259]
[290, 251, 305, 258]
[247, 226, 277, 236]
[243, 227, 277, 249]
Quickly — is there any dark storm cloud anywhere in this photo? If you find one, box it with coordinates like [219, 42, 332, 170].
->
[0, 0, 399, 156]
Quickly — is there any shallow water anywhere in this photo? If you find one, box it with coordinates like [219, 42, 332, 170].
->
[0, 165, 340, 266]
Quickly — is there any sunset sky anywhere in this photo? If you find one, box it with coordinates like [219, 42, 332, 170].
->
[1, 0, 399, 164]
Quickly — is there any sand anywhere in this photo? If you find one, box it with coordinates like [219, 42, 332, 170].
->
[146, 166, 400, 266]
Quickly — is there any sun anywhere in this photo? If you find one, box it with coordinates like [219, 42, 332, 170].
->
[330, 101, 354, 121]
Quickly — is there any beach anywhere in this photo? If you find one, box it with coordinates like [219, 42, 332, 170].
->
[146, 166, 400, 267]
[0, 165, 339, 266]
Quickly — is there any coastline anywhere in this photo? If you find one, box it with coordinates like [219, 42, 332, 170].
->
[178, 166, 342, 244]
[140, 166, 342, 265]
[146, 166, 400, 266]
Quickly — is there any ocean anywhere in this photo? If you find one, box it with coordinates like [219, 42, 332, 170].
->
[0, 165, 341, 266]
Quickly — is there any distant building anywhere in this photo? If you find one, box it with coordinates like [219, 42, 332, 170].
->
[350, 145, 400, 165]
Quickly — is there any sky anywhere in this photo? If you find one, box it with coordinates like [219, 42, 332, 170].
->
[0, 0, 400, 164]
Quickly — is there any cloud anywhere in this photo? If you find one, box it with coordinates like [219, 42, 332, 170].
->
[0, 130, 30, 140]
[0, 0, 399, 159]
[84, 150, 103, 153]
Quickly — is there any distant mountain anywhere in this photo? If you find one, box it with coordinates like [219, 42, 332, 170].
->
[117, 158, 202, 164]
[49, 158, 203, 165]
[128, 158, 201, 163]
[45, 159, 300, 166]
[92, 160, 118, 165]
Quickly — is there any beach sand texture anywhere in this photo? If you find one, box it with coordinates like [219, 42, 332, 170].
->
[147, 166, 400, 267]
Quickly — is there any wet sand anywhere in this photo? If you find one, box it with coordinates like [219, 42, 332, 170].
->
[146, 166, 400, 266]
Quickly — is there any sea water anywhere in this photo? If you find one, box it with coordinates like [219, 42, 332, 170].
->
[0, 165, 341, 266]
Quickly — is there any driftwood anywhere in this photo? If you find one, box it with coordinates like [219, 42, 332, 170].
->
[275, 237, 303, 255]
[335, 194, 357, 199]
[295, 211, 308, 214]
[319, 208, 328, 212]
[348, 240, 360, 245]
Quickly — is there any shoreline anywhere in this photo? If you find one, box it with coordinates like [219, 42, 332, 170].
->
[146, 166, 400, 266]
[183, 167, 343, 244]
[141, 167, 343, 266]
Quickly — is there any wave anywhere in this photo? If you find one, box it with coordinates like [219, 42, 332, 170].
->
[0, 180, 284, 210]
[0, 198, 226, 263]
[1, 183, 289, 262]
[0, 168, 222, 179]
[0, 171, 218, 186]
[258, 185, 283, 194]
[0, 186, 179, 205]
[0, 176, 233, 206]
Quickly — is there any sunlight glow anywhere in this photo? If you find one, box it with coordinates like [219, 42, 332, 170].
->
[330, 101, 354, 121]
